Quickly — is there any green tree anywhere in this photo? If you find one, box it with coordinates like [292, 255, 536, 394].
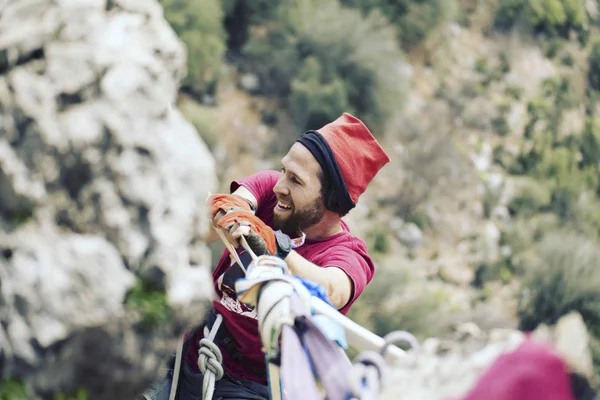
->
[517, 231, 600, 374]
[289, 57, 352, 130]
[588, 40, 600, 93]
[162, 0, 226, 98]
[341, 0, 456, 51]
[494, 0, 588, 38]
[243, 0, 409, 136]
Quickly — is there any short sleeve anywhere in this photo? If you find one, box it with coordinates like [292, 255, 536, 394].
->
[230, 170, 280, 211]
[314, 246, 374, 315]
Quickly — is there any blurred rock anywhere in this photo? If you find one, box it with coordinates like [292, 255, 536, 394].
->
[491, 205, 510, 223]
[0, 0, 216, 398]
[380, 313, 594, 399]
[553, 312, 594, 379]
[380, 324, 525, 399]
[397, 222, 424, 248]
[481, 221, 501, 262]
[238, 73, 260, 93]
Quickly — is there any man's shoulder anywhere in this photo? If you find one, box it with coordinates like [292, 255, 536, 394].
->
[302, 230, 370, 258]
[231, 169, 280, 194]
[243, 169, 280, 185]
[340, 220, 369, 249]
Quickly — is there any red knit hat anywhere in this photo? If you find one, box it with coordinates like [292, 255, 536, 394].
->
[316, 113, 390, 204]
[459, 339, 574, 400]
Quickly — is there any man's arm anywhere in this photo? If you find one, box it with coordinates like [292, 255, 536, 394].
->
[284, 250, 353, 310]
[205, 186, 258, 244]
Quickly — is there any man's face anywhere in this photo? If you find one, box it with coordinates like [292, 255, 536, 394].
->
[273, 143, 326, 236]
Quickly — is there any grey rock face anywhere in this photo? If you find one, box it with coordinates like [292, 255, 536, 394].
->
[0, 0, 216, 398]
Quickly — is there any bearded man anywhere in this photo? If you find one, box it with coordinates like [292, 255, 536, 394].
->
[145, 112, 390, 400]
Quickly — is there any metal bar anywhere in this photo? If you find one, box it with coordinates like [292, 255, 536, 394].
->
[311, 297, 406, 365]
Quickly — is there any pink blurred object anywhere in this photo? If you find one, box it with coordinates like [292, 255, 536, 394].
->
[459, 338, 574, 400]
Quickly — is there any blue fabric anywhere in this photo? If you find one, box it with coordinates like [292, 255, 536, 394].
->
[293, 276, 348, 349]
[312, 315, 348, 349]
[293, 275, 334, 307]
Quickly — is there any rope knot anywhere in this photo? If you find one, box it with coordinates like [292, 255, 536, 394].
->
[198, 338, 224, 380]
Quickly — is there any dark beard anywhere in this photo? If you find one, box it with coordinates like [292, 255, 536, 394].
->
[273, 197, 325, 236]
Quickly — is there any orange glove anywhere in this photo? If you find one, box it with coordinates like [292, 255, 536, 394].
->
[216, 210, 278, 255]
[207, 193, 254, 217]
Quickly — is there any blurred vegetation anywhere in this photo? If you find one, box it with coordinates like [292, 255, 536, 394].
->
[124, 277, 169, 332]
[240, 0, 409, 148]
[0, 380, 88, 400]
[517, 231, 600, 375]
[0, 380, 28, 400]
[162, 0, 458, 150]
[162, 0, 227, 99]
[347, 260, 449, 341]
[494, 0, 588, 41]
[341, 0, 457, 51]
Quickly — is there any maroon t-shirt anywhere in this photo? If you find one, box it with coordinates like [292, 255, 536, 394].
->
[185, 170, 375, 384]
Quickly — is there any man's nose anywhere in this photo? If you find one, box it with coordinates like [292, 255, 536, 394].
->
[273, 174, 289, 196]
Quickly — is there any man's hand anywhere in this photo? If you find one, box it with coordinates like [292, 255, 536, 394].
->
[207, 193, 256, 245]
[216, 210, 292, 259]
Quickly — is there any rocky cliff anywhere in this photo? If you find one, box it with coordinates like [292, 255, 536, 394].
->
[0, 1, 216, 398]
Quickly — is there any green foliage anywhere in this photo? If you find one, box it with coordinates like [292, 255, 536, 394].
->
[54, 388, 88, 400]
[162, 0, 226, 96]
[517, 230, 600, 373]
[178, 96, 220, 151]
[579, 119, 600, 168]
[492, 116, 510, 136]
[493, 0, 588, 38]
[342, 0, 456, 51]
[289, 57, 352, 130]
[220, 0, 285, 52]
[242, 0, 408, 138]
[472, 258, 515, 287]
[505, 85, 524, 100]
[520, 76, 580, 141]
[494, 0, 526, 30]
[124, 277, 169, 331]
[365, 225, 391, 254]
[404, 209, 427, 230]
[542, 75, 580, 112]
[589, 40, 600, 93]
[347, 264, 447, 340]
[0, 380, 29, 400]
[8, 209, 32, 226]
[507, 178, 552, 217]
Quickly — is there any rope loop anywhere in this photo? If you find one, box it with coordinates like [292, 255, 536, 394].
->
[197, 338, 224, 380]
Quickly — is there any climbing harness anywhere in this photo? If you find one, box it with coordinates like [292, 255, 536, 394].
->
[177, 195, 421, 400]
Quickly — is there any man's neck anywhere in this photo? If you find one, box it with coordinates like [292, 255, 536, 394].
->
[301, 212, 343, 240]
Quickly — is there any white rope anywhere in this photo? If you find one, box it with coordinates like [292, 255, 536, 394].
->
[198, 313, 225, 400]
[168, 335, 185, 400]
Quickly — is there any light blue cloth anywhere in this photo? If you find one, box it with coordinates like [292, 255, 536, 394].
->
[294, 275, 348, 349]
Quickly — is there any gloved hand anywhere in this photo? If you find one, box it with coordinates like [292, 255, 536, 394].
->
[217, 210, 293, 259]
[207, 193, 255, 228]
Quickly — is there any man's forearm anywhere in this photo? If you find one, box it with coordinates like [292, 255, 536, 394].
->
[204, 224, 220, 243]
[284, 250, 352, 310]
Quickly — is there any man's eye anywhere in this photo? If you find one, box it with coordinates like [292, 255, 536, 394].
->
[291, 176, 299, 184]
